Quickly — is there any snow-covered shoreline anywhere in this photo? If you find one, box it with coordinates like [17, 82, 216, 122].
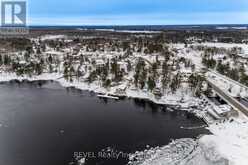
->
[0, 72, 198, 108]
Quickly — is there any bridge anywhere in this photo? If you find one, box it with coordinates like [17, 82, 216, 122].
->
[207, 79, 248, 117]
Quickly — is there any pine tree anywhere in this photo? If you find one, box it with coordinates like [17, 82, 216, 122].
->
[139, 69, 147, 89]
[147, 77, 156, 91]
[161, 61, 170, 92]
[36, 47, 41, 54]
[87, 71, 97, 83]
[48, 55, 53, 64]
[240, 73, 248, 86]
[0, 55, 2, 66]
[133, 58, 146, 88]
[69, 66, 75, 82]
[127, 60, 132, 72]
[35, 63, 43, 75]
[49, 64, 53, 73]
[3, 55, 10, 65]
[205, 85, 213, 97]
[152, 62, 158, 78]
[170, 73, 182, 94]
[63, 66, 69, 81]
[111, 58, 119, 81]
[104, 79, 111, 88]
[134, 73, 139, 87]
[188, 74, 197, 90]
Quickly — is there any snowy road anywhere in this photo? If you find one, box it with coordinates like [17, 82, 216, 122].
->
[207, 79, 248, 117]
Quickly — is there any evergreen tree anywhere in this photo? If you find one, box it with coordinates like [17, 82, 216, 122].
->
[170, 77, 177, 94]
[111, 58, 119, 81]
[0, 55, 2, 66]
[169, 72, 182, 94]
[69, 66, 75, 82]
[134, 73, 139, 87]
[228, 68, 239, 81]
[151, 62, 158, 78]
[48, 55, 53, 64]
[36, 47, 41, 54]
[147, 77, 156, 91]
[133, 58, 146, 88]
[35, 63, 43, 75]
[76, 66, 83, 80]
[63, 66, 69, 81]
[3, 55, 11, 65]
[161, 61, 170, 92]
[240, 73, 248, 86]
[139, 69, 147, 89]
[127, 60, 132, 72]
[204, 85, 213, 97]
[87, 71, 97, 83]
[49, 64, 53, 73]
[188, 74, 198, 90]
[104, 79, 111, 88]
[24, 52, 30, 62]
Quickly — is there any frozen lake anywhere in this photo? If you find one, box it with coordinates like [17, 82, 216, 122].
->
[0, 81, 208, 165]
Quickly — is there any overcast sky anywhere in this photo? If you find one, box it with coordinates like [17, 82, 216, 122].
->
[27, 0, 248, 25]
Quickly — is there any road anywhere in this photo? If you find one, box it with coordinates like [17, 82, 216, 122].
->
[207, 79, 248, 117]
[238, 98, 248, 108]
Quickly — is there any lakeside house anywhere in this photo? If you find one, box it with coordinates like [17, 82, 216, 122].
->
[45, 51, 64, 57]
[95, 59, 105, 70]
[212, 104, 238, 118]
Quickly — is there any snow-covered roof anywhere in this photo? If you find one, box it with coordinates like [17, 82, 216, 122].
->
[19, 61, 26, 64]
[213, 105, 232, 115]
[207, 107, 221, 119]
[180, 69, 192, 74]
[238, 53, 248, 59]
[117, 61, 127, 65]
[45, 51, 64, 56]
[96, 59, 105, 65]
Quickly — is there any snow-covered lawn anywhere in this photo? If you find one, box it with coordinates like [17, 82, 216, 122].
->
[202, 116, 248, 165]
[128, 137, 228, 165]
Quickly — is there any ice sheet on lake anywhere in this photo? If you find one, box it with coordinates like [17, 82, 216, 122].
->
[128, 138, 228, 165]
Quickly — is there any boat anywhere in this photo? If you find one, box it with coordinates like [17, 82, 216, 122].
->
[97, 94, 119, 100]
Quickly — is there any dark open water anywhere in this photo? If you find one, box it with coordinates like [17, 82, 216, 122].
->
[0, 81, 208, 165]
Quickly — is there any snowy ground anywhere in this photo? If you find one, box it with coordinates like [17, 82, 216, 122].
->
[171, 44, 204, 71]
[202, 116, 248, 165]
[39, 35, 66, 41]
[128, 138, 228, 165]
